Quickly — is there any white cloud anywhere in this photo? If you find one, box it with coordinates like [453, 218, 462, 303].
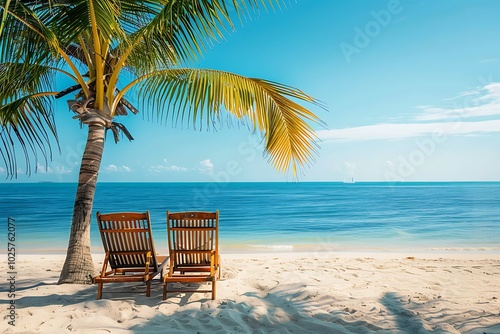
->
[38, 163, 73, 175]
[150, 164, 188, 172]
[105, 164, 118, 172]
[54, 166, 72, 174]
[198, 159, 214, 173]
[480, 58, 498, 63]
[318, 119, 500, 142]
[415, 82, 500, 121]
[36, 163, 53, 174]
[320, 82, 500, 142]
[169, 165, 187, 171]
[441, 89, 478, 101]
[148, 159, 214, 174]
[104, 164, 132, 172]
[149, 160, 188, 173]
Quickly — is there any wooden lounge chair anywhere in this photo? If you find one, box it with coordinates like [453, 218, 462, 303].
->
[94, 211, 166, 300]
[163, 211, 220, 300]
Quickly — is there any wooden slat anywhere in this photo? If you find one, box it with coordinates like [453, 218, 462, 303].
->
[94, 211, 167, 299]
[164, 210, 219, 300]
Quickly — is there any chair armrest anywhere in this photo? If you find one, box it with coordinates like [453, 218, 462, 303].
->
[143, 251, 152, 280]
[99, 252, 110, 278]
[210, 251, 216, 276]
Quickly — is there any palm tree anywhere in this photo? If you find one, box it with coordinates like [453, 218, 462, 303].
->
[0, 0, 323, 284]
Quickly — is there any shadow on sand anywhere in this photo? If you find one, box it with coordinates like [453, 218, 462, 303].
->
[4, 278, 500, 334]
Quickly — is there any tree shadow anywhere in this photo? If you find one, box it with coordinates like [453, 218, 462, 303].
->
[7, 276, 392, 333]
[10, 275, 500, 333]
[130, 283, 386, 334]
[9, 278, 170, 308]
[0, 278, 58, 292]
[380, 291, 429, 333]
[380, 291, 500, 334]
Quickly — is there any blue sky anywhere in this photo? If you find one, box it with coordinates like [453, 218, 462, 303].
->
[2, 0, 500, 183]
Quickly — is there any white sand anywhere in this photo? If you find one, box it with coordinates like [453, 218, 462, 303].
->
[2, 252, 500, 333]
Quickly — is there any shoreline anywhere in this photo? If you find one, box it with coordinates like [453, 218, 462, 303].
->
[11, 245, 500, 257]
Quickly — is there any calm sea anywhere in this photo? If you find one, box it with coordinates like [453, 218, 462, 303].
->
[1, 182, 499, 254]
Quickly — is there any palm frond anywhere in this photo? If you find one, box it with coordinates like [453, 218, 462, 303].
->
[137, 68, 324, 175]
[1, 1, 60, 58]
[137, 0, 285, 64]
[0, 2, 66, 177]
[0, 62, 56, 100]
[0, 94, 58, 177]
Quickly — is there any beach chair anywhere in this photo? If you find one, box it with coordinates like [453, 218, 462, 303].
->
[94, 211, 167, 300]
[163, 211, 220, 300]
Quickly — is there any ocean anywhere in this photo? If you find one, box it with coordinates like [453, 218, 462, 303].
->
[1, 182, 499, 254]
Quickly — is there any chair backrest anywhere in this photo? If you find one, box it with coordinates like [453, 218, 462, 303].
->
[96, 211, 159, 270]
[167, 211, 219, 266]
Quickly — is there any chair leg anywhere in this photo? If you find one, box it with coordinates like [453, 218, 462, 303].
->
[146, 281, 151, 297]
[212, 277, 216, 300]
[97, 283, 103, 300]
[163, 283, 167, 300]
[218, 256, 222, 280]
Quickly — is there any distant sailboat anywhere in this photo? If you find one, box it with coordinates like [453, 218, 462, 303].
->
[343, 177, 355, 184]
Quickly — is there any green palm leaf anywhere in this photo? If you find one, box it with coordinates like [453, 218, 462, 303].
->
[137, 68, 324, 174]
[0, 95, 58, 177]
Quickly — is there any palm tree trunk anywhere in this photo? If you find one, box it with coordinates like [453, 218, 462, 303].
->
[58, 122, 105, 284]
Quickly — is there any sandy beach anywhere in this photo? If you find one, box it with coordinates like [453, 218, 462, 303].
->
[2, 252, 500, 333]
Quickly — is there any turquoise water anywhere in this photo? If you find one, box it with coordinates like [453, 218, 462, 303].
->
[1, 182, 499, 254]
